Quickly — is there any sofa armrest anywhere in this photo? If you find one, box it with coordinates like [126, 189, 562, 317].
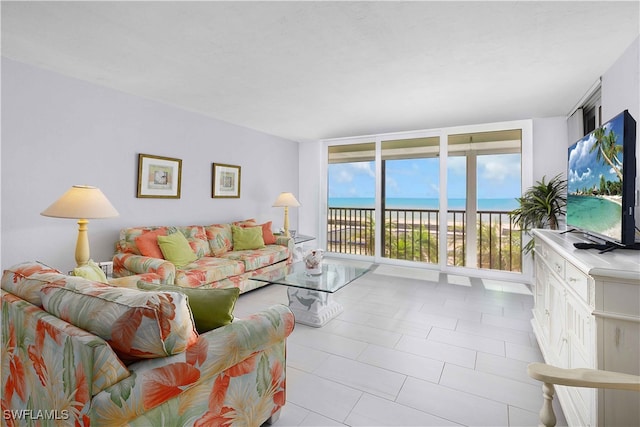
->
[275, 235, 292, 247]
[1, 290, 131, 423]
[89, 304, 295, 424]
[129, 304, 294, 375]
[112, 253, 176, 284]
[275, 236, 295, 261]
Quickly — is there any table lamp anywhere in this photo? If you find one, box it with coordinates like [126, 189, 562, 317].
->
[272, 192, 300, 238]
[41, 185, 119, 267]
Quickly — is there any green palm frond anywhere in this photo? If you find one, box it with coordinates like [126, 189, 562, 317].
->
[510, 174, 567, 254]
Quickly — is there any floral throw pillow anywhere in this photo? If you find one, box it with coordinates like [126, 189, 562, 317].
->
[40, 280, 198, 363]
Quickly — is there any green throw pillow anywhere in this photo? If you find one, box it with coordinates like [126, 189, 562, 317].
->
[231, 225, 265, 250]
[72, 259, 108, 283]
[137, 281, 240, 333]
[157, 232, 198, 267]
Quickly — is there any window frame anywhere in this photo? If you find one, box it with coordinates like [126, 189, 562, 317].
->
[321, 119, 533, 280]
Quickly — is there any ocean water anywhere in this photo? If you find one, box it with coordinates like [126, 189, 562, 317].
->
[328, 197, 519, 211]
[567, 195, 621, 237]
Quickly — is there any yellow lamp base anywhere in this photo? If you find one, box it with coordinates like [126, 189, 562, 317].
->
[75, 219, 90, 267]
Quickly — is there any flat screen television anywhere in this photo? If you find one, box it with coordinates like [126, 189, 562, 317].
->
[567, 110, 637, 247]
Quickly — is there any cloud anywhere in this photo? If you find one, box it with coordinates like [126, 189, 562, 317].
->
[447, 157, 466, 176]
[568, 136, 596, 170]
[330, 162, 375, 184]
[350, 162, 375, 178]
[334, 169, 351, 183]
[569, 167, 591, 183]
[328, 162, 376, 198]
[479, 155, 520, 182]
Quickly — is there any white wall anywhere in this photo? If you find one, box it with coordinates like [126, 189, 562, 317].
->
[532, 117, 568, 183]
[595, 36, 639, 231]
[298, 141, 322, 238]
[602, 37, 639, 125]
[1, 58, 299, 273]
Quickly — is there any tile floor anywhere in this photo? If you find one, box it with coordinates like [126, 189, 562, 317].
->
[235, 262, 568, 427]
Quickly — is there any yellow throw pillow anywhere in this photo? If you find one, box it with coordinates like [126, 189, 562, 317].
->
[157, 232, 198, 267]
[231, 225, 265, 250]
[137, 281, 240, 333]
[72, 259, 108, 283]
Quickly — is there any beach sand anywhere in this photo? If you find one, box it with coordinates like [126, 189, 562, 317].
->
[601, 195, 622, 206]
[599, 224, 622, 241]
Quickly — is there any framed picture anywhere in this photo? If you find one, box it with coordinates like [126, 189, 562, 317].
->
[137, 154, 182, 198]
[212, 163, 241, 198]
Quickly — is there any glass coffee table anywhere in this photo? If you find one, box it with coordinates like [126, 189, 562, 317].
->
[252, 261, 371, 327]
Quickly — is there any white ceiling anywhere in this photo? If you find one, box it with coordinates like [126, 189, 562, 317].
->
[2, 1, 639, 142]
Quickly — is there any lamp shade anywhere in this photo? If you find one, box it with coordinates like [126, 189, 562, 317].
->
[272, 192, 301, 207]
[41, 185, 119, 219]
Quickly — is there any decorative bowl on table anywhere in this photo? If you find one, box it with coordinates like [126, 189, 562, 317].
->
[304, 249, 324, 275]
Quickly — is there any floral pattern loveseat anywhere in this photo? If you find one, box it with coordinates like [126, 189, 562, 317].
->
[113, 219, 293, 292]
[1, 261, 294, 426]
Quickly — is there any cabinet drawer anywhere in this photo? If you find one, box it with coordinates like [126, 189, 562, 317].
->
[565, 262, 589, 303]
[539, 245, 566, 279]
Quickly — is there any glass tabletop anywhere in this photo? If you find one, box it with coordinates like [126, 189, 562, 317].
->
[251, 261, 371, 293]
[293, 234, 315, 244]
[273, 233, 315, 244]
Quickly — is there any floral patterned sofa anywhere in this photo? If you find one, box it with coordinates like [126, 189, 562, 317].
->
[1, 261, 295, 426]
[112, 219, 293, 292]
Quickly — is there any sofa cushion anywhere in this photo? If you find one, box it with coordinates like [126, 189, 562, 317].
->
[116, 226, 168, 255]
[232, 218, 258, 227]
[135, 228, 167, 258]
[174, 257, 244, 288]
[261, 221, 277, 244]
[205, 223, 233, 256]
[118, 226, 210, 258]
[232, 225, 265, 251]
[219, 245, 290, 272]
[176, 225, 211, 257]
[242, 221, 277, 245]
[72, 259, 108, 283]
[108, 272, 164, 288]
[1, 261, 66, 306]
[137, 282, 240, 333]
[158, 232, 199, 267]
[40, 280, 198, 363]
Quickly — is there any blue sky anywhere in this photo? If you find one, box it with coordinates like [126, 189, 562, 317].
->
[328, 154, 522, 200]
[568, 115, 624, 193]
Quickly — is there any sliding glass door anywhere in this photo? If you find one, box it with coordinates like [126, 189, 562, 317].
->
[476, 152, 522, 271]
[381, 137, 440, 264]
[447, 130, 522, 271]
[324, 122, 528, 274]
[327, 142, 375, 256]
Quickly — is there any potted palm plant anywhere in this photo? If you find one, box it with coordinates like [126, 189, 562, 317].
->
[510, 174, 567, 254]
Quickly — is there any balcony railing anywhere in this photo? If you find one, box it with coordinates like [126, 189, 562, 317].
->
[327, 207, 522, 272]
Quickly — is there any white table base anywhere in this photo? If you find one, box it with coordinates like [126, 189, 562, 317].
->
[287, 287, 343, 327]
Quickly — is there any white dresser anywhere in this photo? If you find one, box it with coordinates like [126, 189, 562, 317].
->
[532, 230, 640, 427]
